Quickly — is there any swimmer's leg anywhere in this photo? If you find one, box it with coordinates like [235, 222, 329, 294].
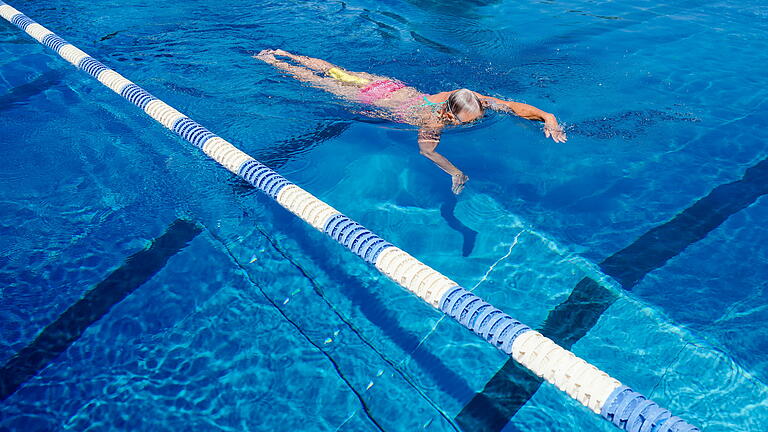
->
[266, 49, 386, 86]
[271, 49, 337, 73]
[254, 51, 360, 98]
[255, 50, 408, 123]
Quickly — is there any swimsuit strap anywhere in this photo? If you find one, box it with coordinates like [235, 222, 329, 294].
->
[419, 96, 443, 106]
[414, 95, 444, 113]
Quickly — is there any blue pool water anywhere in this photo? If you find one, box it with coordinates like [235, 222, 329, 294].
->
[1, 0, 767, 430]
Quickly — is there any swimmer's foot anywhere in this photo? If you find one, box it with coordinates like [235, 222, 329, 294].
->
[254, 49, 277, 64]
[451, 173, 469, 195]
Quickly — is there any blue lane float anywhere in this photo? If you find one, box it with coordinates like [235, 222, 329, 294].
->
[440, 286, 531, 354]
[0, 3, 700, 431]
[602, 386, 699, 432]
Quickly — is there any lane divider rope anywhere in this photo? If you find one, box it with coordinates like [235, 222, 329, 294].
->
[0, 4, 699, 431]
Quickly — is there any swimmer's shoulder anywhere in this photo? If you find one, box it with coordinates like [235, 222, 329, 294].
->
[424, 91, 453, 104]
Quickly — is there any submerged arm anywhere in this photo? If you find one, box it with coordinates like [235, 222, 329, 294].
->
[474, 92, 567, 143]
[418, 127, 469, 194]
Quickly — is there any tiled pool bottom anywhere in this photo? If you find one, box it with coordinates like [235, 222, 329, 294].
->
[2, 195, 766, 431]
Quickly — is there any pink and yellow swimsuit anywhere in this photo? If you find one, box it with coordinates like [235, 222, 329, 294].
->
[358, 79, 406, 104]
[357, 79, 444, 121]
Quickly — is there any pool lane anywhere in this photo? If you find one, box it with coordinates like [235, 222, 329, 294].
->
[458, 128, 768, 430]
[632, 195, 768, 383]
[0, 219, 201, 401]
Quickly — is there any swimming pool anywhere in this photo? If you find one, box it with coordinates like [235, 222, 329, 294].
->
[1, 0, 767, 430]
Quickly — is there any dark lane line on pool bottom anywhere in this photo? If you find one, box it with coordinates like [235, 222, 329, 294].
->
[455, 152, 768, 427]
[0, 68, 64, 112]
[0, 219, 202, 402]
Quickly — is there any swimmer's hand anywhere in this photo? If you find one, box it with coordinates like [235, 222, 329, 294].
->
[452, 172, 469, 195]
[544, 115, 567, 143]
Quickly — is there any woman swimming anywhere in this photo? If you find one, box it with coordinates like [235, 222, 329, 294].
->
[255, 49, 567, 194]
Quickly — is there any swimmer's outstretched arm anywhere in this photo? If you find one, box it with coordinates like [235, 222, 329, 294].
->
[418, 127, 469, 194]
[473, 92, 567, 143]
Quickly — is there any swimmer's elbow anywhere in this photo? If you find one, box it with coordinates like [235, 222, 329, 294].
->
[419, 149, 436, 158]
[418, 128, 441, 156]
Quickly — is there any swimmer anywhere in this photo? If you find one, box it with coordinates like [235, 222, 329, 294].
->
[254, 49, 567, 194]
